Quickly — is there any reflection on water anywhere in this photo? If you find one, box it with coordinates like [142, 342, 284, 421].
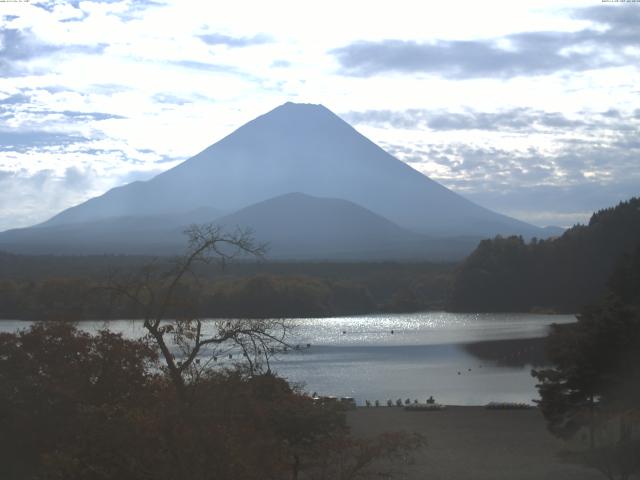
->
[0, 312, 575, 406]
[462, 337, 548, 368]
[287, 312, 574, 346]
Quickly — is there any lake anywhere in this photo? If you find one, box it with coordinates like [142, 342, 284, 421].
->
[0, 312, 575, 406]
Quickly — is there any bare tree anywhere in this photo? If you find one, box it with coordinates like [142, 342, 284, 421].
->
[107, 224, 293, 397]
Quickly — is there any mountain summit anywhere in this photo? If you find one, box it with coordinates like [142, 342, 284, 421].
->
[0, 102, 551, 258]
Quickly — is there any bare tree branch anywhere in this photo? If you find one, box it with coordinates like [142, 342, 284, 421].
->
[104, 223, 291, 399]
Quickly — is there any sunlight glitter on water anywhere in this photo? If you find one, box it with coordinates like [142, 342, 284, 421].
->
[287, 312, 576, 347]
[0, 312, 577, 405]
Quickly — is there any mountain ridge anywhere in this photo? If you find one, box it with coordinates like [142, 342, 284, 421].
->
[0, 192, 483, 259]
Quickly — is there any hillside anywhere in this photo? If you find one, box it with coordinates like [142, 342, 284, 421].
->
[449, 197, 640, 312]
[0, 192, 481, 259]
[215, 192, 481, 260]
[0, 207, 222, 255]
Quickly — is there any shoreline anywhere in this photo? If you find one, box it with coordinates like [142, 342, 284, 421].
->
[0, 310, 577, 322]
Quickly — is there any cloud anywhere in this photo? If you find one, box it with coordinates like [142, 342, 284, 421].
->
[197, 32, 270, 48]
[271, 59, 291, 68]
[464, 180, 640, 228]
[54, 110, 125, 120]
[62, 165, 94, 190]
[0, 167, 99, 230]
[31, 2, 64, 14]
[0, 28, 56, 60]
[32, 1, 86, 21]
[0, 27, 107, 77]
[0, 130, 88, 152]
[32, 0, 166, 22]
[169, 60, 240, 73]
[385, 130, 640, 227]
[0, 91, 125, 152]
[0, 28, 57, 76]
[0, 93, 31, 105]
[152, 93, 193, 105]
[575, 5, 640, 32]
[405, 135, 639, 187]
[109, 0, 170, 22]
[331, 6, 640, 79]
[342, 107, 587, 131]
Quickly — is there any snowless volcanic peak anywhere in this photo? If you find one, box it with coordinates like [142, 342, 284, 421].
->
[35, 102, 542, 238]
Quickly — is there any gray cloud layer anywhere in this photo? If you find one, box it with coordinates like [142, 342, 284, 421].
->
[342, 107, 592, 131]
[0, 28, 56, 76]
[331, 6, 640, 78]
[0, 91, 125, 152]
[0, 130, 88, 152]
[198, 32, 270, 48]
[382, 130, 640, 226]
[0, 27, 106, 77]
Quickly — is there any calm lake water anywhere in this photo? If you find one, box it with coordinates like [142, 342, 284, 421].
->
[1, 312, 576, 406]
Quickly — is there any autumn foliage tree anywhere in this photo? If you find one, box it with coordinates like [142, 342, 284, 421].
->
[0, 323, 158, 479]
[0, 323, 424, 480]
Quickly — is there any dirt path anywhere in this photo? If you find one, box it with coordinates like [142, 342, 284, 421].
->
[347, 406, 604, 480]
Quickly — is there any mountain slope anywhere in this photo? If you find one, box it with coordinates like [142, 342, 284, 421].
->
[38, 102, 545, 238]
[449, 197, 640, 312]
[0, 193, 481, 259]
[214, 192, 466, 259]
[0, 207, 222, 255]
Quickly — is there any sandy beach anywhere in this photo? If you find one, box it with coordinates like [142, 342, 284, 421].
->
[348, 406, 603, 480]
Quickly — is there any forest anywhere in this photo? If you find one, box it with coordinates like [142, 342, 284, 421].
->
[449, 197, 640, 313]
[0, 254, 453, 320]
[532, 243, 640, 479]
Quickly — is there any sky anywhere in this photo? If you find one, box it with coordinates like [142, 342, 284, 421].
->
[0, 0, 638, 231]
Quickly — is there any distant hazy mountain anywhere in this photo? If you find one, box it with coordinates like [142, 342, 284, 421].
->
[37, 102, 546, 237]
[0, 207, 222, 255]
[0, 193, 481, 259]
[214, 192, 480, 260]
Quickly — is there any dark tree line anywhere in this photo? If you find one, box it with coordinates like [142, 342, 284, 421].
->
[0, 275, 376, 320]
[533, 245, 640, 480]
[0, 266, 452, 321]
[450, 197, 640, 313]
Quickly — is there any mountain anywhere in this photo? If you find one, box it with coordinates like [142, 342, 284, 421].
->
[214, 192, 481, 260]
[0, 207, 222, 255]
[216, 192, 418, 258]
[0, 193, 481, 259]
[0, 102, 553, 257]
[36, 102, 544, 237]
